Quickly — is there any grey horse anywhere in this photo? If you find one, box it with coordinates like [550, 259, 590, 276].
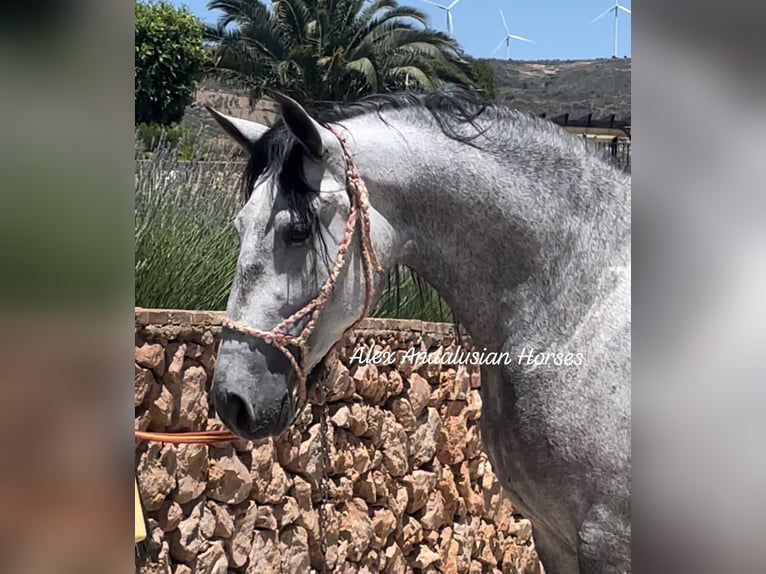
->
[207, 91, 631, 573]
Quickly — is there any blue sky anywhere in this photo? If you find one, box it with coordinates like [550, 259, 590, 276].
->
[171, 0, 631, 60]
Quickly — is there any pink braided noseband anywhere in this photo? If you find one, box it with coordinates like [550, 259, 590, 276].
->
[222, 124, 384, 421]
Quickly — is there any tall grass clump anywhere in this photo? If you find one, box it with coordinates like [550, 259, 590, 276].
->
[135, 134, 242, 310]
[135, 131, 454, 321]
[372, 267, 455, 323]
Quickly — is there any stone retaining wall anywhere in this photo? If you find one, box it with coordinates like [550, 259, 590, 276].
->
[135, 309, 539, 574]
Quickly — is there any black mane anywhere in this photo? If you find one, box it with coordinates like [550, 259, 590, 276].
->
[241, 89, 493, 205]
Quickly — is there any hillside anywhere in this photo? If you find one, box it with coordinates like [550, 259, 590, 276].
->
[489, 58, 631, 119]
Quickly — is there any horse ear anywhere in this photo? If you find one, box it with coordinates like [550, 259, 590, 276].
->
[271, 92, 324, 159]
[205, 106, 268, 151]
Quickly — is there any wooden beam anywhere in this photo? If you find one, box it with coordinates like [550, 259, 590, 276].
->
[562, 126, 629, 138]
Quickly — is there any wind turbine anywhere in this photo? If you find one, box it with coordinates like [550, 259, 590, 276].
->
[591, 1, 631, 58]
[492, 9, 533, 60]
[418, 0, 463, 33]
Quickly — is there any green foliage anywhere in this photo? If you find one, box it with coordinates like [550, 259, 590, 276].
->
[136, 123, 183, 151]
[467, 57, 498, 100]
[135, 141, 242, 310]
[205, 0, 477, 104]
[135, 1, 209, 125]
[136, 122, 203, 160]
[371, 266, 454, 323]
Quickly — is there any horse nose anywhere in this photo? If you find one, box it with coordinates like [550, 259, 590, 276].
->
[212, 334, 294, 438]
[212, 381, 290, 440]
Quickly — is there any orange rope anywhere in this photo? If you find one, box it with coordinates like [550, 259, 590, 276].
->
[135, 429, 238, 444]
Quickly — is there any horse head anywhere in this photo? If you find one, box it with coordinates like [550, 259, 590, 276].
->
[207, 95, 393, 439]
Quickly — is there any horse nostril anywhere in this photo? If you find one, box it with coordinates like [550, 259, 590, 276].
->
[217, 390, 255, 435]
[230, 394, 254, 434]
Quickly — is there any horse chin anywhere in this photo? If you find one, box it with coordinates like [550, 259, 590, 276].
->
[283, 358, 329, 428]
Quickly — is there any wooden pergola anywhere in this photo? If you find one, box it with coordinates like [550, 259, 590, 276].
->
[541, 113, 631, 140]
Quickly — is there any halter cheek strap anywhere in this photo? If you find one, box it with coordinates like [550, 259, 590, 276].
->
[222, 124, 384, 422]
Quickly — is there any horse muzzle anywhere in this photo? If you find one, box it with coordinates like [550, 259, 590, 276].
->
[211, 334, 294, 439]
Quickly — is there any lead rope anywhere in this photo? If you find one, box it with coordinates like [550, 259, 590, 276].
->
[317, 375, 331, 574]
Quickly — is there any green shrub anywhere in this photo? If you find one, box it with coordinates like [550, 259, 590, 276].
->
[135, 141, 242, 310]
[136, 123, 204, 159]
[135, 0, 209, 126]
[467, 57, 498, 100]
[136, 123, 181, 153]
[371, 267, 454, 323]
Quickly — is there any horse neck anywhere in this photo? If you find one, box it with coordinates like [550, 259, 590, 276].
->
[343, 112, 631, 350]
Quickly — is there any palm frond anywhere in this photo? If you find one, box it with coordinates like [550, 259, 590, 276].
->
[204, 0, 476, 103]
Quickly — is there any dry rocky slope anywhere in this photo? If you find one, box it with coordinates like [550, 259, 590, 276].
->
[135, 310, 539, 574]
[490, 58, 630, 118]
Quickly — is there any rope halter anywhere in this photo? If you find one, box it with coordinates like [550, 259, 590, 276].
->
[221, 124, 384, 423]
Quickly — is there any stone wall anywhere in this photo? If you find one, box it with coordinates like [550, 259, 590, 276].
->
[135, 309, 539, 574]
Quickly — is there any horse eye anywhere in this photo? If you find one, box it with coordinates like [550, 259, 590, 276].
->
[286, 224, 312, 246]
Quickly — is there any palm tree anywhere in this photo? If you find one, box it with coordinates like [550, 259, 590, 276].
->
[205, 0, 477, 103]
